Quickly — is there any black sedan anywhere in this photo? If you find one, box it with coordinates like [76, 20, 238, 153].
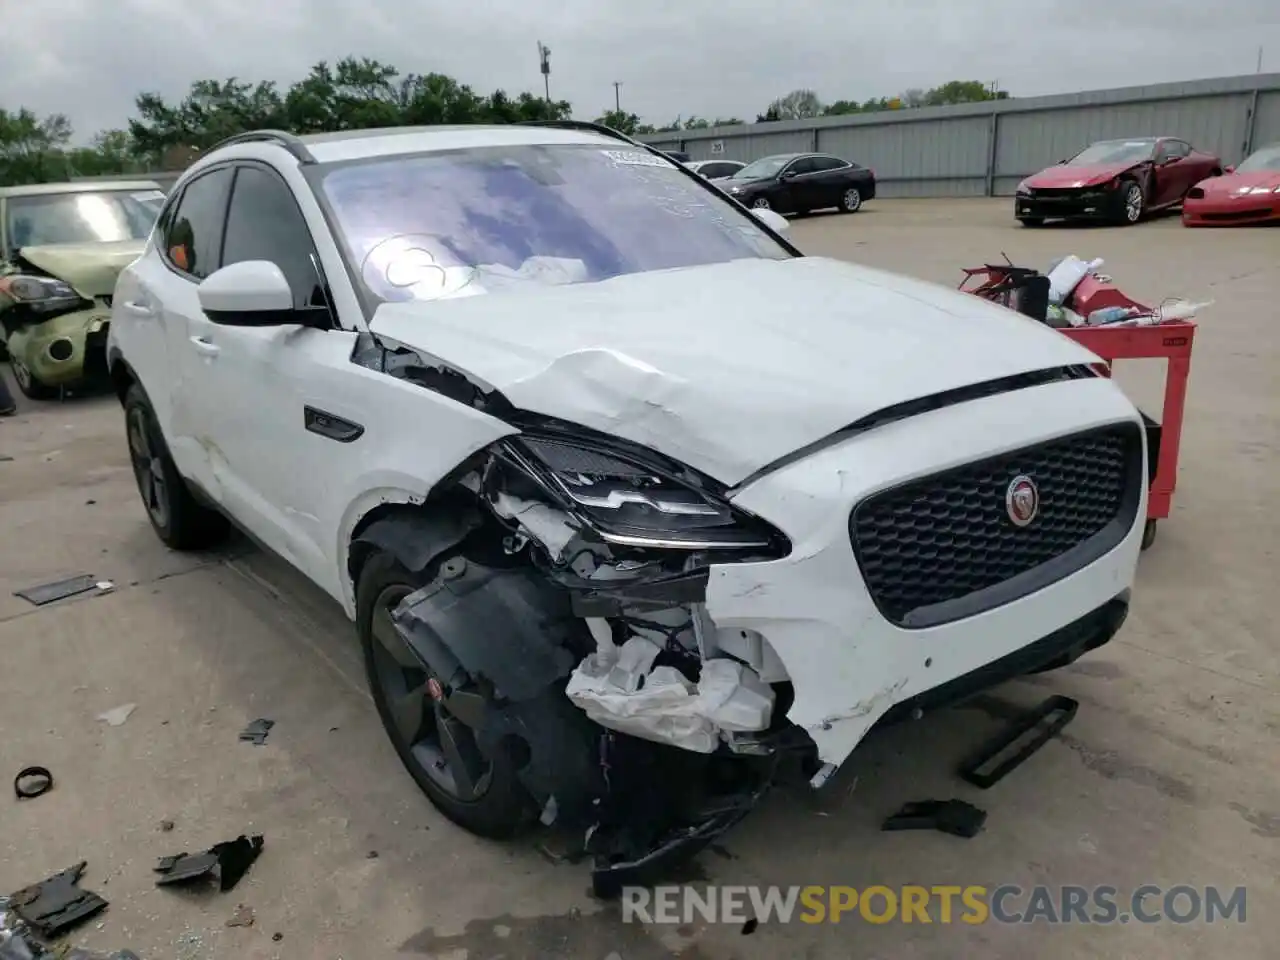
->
[719, 153, 876, 214]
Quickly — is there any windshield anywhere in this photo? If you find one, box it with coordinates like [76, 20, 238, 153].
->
[1067, 141, 1155, 166]
[317, 143, 790, 305]
[1237, 145, 1280, 173]
[5, 189, 164, 251]
[731, 156, 791, 180]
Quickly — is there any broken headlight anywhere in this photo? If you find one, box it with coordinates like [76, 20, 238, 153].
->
[0, 274, 85, 316]
[510, 435, 785, 552]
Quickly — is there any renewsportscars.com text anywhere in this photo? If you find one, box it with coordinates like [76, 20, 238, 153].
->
[622, 884, 1247, 926]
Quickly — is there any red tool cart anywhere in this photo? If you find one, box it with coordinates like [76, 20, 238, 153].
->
[959, 266, 1197, 550]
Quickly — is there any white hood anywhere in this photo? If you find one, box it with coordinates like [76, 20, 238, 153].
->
[369, 256, 1100, 485]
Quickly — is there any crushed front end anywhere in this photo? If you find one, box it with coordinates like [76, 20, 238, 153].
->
[387, 371, 1146, 892]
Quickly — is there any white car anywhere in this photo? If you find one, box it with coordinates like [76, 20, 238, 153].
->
[108, 122, 1146, 888]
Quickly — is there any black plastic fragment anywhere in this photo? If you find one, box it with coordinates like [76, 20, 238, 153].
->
[14, 575, 99, 607]
[881, 799, 987, 838]
[238, 719, 274, 746]
[14, 766, 53, 800]
[958, 694, 1079, 789]
[154, 835, 264, 892]
[6, 862, 108, 938]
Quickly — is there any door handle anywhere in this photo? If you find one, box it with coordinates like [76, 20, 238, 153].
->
[189, 336, 220, 358]
[120, 299, 153, 317]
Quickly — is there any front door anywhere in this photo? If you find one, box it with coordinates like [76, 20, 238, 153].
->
[193, 162, 342, 578]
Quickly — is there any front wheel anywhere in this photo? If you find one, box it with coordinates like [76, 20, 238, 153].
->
[10, 356, 57, 400]
[840, 187, 863, 213]
[750, 197, 772, 210]
[1118, 180, 1144, 225]
[358, 550, 532, 838]
[1018, 217, 1045, 228]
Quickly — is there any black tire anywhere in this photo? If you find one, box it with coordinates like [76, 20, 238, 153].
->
[1117, 179, 1144, 225]
[124, 384, 229, 550]
[10, 357, 58, 400]
[1018, 217, 1045, 228]
[1140, 519, 1158, 551]
[357, 550, 532, 838]
[839, 186, 863, 213]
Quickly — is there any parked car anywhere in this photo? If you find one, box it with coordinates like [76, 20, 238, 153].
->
[721, 153, 876, 214]
[1015, 137, 1223, 227]
[1182, 143, 1280, 226]
[108, 125, 1146, 883]
[686, 159, 745, 180]
[1, 180, 165, 397]
[663, 150, 691, 163]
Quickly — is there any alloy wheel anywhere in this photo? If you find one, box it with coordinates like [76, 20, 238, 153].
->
[368, 584, 493, 803]
[1124, 184, 1143, 222]
[751, 197, 772, 209]
[843, 188, 862, 212]
[126, 406, 170, 528]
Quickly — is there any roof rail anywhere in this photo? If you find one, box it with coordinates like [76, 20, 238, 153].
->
[205, 129, 315, 164]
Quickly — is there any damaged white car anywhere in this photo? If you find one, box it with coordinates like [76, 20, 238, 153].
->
[108, 122, 1147, 892]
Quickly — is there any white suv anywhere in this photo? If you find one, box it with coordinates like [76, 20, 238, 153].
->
[108, 123, 1146, 884]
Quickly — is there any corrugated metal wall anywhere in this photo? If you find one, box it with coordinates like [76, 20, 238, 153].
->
[641, 72, 1280, 198]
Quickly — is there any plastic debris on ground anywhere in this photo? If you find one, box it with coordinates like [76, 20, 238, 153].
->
[154, 835, 264, 892]
[237, 719, 274, 745]
[14, 575, 101, 607]
[3, 864, 107, 941]
[96, 705, 137, 728]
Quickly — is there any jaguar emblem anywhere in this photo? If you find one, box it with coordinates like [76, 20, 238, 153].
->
[1005, 474, 1040, 527]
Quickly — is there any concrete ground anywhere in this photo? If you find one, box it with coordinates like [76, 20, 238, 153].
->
[1, 199, 1277, 959]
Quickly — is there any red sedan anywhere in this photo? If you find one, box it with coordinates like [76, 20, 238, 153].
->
[1183, 144, 1280, 226]
[1014, 137, 1223, 226]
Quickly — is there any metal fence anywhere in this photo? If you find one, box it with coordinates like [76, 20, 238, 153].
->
[640, 72, 1280, 198]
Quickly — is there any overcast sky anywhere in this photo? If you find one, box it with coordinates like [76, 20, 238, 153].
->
[5, 0, 1280, 139]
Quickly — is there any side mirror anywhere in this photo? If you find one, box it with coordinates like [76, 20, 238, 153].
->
[1223, 165, 1235, 174]
[780, 169, 798, 180]
[750, 207, 790, 235]
[199, 260, 302, 327]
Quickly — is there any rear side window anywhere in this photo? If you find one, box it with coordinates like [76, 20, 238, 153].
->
[811, 156, 848, 172]
[163, 168, 232, 280]
[221, 165, 326, 310]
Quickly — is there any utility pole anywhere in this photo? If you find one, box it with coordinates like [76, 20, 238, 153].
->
[537, 42, 551, 102]
[1258, 46, 1264, 73]
[613, 81, 622, 114]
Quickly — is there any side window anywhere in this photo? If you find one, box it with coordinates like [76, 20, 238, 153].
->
[811, 156, 848, 172]
[788, 158, 818, 176]
[221, 165, 326, 311]
[1171, 140, 1192, 158]
[163, 168, 233, 280]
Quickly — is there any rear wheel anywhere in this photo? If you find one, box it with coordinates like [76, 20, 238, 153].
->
[358, 550, 532, 838]
[840, 187, 863, 213]
[124, 384, 229, 550]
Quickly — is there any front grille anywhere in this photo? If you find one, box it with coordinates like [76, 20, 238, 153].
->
[850, 423, 1143, 629]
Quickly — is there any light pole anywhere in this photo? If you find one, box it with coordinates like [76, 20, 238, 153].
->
[537, 42, 551, 102]
[613, 81, 622, 114]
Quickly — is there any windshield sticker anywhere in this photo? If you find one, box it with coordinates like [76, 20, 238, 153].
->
[131, 190, 165, 202]
[600, 149, 671, 168]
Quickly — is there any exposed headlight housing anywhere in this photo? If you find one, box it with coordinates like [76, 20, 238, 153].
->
[0, 274, 85, 315]
[504, 434, 788, 553]
[1016, 181, 1031, 195]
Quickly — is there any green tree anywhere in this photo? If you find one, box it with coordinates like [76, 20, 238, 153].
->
[765, 89, 823, 120]
[0, 107, 73, 184]
[593, 110, 643, 135]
